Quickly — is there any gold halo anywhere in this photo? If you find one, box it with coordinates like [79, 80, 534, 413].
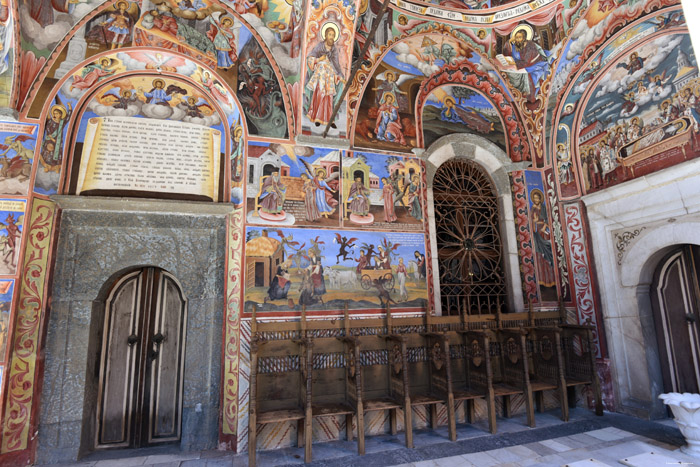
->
[321, 22, 340, 42]
[477, 28, 487, 38]
[221, 16, 234, 26]
[381, 92, 396, 104]
[315, 168, 326, 178]
[530, 188, 544, 201]
[510, 24, 533, 42]
[556, 143, 565, 149]
[661, 99, 671, 108]
[397, 14, 407, 24]
[359, 0, 369, 15]
[152, 78, 165, 88]
[234, 126, 243, 137]
[116, 0, 128, 10]
[631, 116, 639, 124]
[384, 71, 395, 81]
[120, 89, 132, 97]
[50, 104, 67, 119]
[444, 96, 456, 106]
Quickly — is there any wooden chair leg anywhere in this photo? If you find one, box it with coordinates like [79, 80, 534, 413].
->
[304, 414, 312, 463]
[346, 414, 353, 442]
[503, 395, 512, 418]
[404, 402, 414, 449]
[536, 391, 545, 413]
[486, 395, 497, 435]
[357, 409, 365, 455]
[248, 420, 257, 467]
[559, 384, 570, 422]
[447, 395, 456, 442]
[525, 387, 536, 428]
[430, 404, 438, 430]
[390, 408, 398, 435]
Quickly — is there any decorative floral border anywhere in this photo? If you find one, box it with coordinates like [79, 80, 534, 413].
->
[510, 171, 538, 304]
[1, 199, 56, 453]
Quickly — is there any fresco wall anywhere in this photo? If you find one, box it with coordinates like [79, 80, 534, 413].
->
[0, 0, 694, 461]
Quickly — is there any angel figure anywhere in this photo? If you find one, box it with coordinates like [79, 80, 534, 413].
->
[207, 14, 237, 70]
[300, 159, 338, 219]
[372, 71, 410, 109]
[41, 99, 72, 173]
[200, 70, 229, 102]
[70, 58, 117, 91]
[0, 213, 23, 268]
[179, 96, 213, 118]
[99, 87, 138, 110]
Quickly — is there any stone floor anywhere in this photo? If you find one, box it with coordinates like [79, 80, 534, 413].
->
[38, 408, 697, 467]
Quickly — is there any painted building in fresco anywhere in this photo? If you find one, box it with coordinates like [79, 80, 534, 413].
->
[0, 0, 697, 463]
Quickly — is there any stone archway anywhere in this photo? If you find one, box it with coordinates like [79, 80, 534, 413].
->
[423, 133, 529, 315]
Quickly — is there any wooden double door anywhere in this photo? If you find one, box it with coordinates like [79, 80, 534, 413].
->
[652, 245, 700, 394]
[96, 267, 187, 449]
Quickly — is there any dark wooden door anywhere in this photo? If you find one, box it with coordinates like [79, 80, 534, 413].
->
[96, 268, 187, 449]
[651, 245, 700, 394]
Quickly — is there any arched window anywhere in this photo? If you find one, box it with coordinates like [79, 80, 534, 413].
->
[433, 159, 506, 316]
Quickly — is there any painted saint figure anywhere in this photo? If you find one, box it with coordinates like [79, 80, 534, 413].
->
[556, 143, 573, 185]
[101, 1, 133, 49]
[71, 58, 117, 91]
[381, 177, 397, 222]
[305, 23, 344, 127]
[414, 251, 426, 279]
[406, 174, 423, 221]
[440, 96, 465, 124]
[208, 15, 237, 70]
[501, 27, 552, 102]
[347, 177, 370, 216]
[142, 79, 171, 105]
[301, 173, 320, 221]
[312, 168, 337, 217]
[375, 93, 405, 144]
[265, 260, 291, 302]
[41, 103, 72, 173]
[307, 249, 326, 301]
[258, 171, 286, 214]
[230, 125, 243, 183]
[396, 257, 408, 302]
[529, 189, 556, 288]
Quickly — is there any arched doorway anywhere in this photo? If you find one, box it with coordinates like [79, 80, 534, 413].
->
[433, 159, 506, 316]
[97, 267, 187, 450]
[651, 245, 700, 394]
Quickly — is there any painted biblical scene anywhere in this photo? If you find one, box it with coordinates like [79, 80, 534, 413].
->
[0, 123, 38, 196]
[0, 200, 26, 277]
[244, 227, 429, 313]
[342, 152, 424, 231]
[0, 279, 13, 362]
[246, 143, 342, 227]
[301, 0, 356, 137]
[550, 7, 687, 198]
[0, 0, 14, 109]
[421, 85, 506, 151]
[493, 20, 559, 107]
[426, 0, 520, 8]
[570, 33, 700, 195]
[524, 171, 558, 302]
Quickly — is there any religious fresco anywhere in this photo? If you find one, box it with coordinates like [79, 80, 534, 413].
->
[245, 142, 342, 227]
[0, 0, 14, 109]
[0, 123, 38, 197]
[300, 0, 356, 137]
[22, 1, 289, 139]
[524, 170, 558, 303]
[342, 151, 424, 231]
[556, 30, 699, 196]
[421, 85, 505, 151]
[244, 226, 429, 313]
[0, 199, 25, 277]
[0, 279, 13, 362]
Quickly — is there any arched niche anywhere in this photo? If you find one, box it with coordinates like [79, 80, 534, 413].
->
[30, 50, 248, 201]
[423, 133, 526, 315]
[20, 0, 292, 139]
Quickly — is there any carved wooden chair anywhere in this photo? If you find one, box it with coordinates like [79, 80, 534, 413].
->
[526, 326, 569, 421]
[415, 314, 457, 441]
[560, 322, 604, 416]
[248, 309, 313, 466]
[493, 328, 535, 428]
[307, 304, 364, 458]
[455, 329, 498, 434]
[356, 304, 413, 448]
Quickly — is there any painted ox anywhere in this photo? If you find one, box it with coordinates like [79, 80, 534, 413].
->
[326, 269, 358, 289]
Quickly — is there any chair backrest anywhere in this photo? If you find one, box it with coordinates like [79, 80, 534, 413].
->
[527, 327, 563, 385]
[496, 328, 530, 388]
[462, 330, 493, 393]
[387, 337, 409, 401]
[425, 333, 452, 398]
[560, 324, 595, 383]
